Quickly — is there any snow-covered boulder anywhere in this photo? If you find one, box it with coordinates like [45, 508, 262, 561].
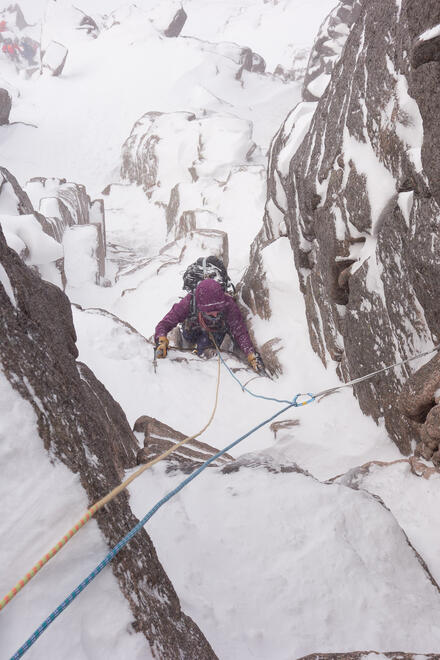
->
[121, 110, 255, 198]
[0, 213, 63, 266]
[274, 48, 309, 82]
[0, 167, 34, 215]
[303, 0, 362, 101]
[26, 176, 106, 283]
[0, 89, 11, 125]
[0, 226, 216, 659]
[41, 40, 68, 76]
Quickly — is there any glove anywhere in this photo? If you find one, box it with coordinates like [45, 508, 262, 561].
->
[247, 352, 265, 374]
[155, 336, 169, 359]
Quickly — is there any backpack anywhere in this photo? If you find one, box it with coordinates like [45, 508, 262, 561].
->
[182, 256, 236, 296]
[182, 256, 236, 319]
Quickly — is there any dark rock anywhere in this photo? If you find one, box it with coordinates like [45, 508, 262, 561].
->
[250, 52, 266, 73]
[407, 4, 440, 208]
[243, 0, 440, 454]
[412, 32, 440, 68]
[303, 0, 363, 101]
[426, 404, 440, 440]
[164, 7, 187, 38]
[134, 414, 233, 471]
[398, 352, 440, 421]
[0, 88, 12, 125]
[0, 226, 216, 658]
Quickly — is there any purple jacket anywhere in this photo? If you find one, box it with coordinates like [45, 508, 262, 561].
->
[155, 279, 255, 356]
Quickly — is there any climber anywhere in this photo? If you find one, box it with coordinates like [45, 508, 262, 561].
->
[154, 278, 265, 373]
[0, 20, 7, 32]
[20, 37, 37, 65]
[2, 38, 21, 61]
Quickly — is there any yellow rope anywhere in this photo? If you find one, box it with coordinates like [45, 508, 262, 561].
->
[0, 355, 221, 612]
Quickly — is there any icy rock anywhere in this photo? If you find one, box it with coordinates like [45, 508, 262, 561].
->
[303, 0, 362, 101]
[0, 225, 216, 658]
[121, 110, 255, 198]
[41, 40, 68, 77]
[134, 415, 233, 471]
[0, 167, 34, 215]
[0, 89, 11, 125]
[242, 0, 440, 454]
[274, 48, 309, 82]
[26, 177, 106, 278]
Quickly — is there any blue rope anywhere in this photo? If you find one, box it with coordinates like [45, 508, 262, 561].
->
[216, 348, 315, 407]
[11, 401, 300, 659]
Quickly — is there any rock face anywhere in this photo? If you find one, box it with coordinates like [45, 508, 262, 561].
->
[0, 226, 216, 659]
[302, 0, 363, 101]
[134, 415, 233, 472]
[0, 171, 107, 287]
[399, 352, 440, 463]
[242, 0, 440, 454]
[0, 89, 11, 125]
[163, 7, 187, 38]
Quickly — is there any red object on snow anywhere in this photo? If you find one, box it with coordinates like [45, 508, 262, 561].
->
[0, 21, 7, 32]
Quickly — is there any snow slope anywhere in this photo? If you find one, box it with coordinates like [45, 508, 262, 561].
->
[3, 1, 440, 659]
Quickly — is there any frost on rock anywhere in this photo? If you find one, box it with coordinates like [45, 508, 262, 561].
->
[242, 0, 440, 455]
[120, 109, 261, 265]
[303, 0, 363, 101]
[41, 40, 68, 76]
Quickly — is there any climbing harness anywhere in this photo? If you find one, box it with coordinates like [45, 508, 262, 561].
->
[11, 401, 295, 660]
[0, 356, 221, 613]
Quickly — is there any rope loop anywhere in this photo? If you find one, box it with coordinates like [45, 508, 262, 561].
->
[292, 393, 315, 407]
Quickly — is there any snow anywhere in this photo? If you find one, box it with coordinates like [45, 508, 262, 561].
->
[417, 23, 440, 43]
[0, 261, 17, 307]
[42, 40, 68, 74]
[0, 213, 63, 265]
[2, 1, 440, 658]
[63, 225, 99, 287]
[0, 373, 149, 659]
[129, 462, 440, 659]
